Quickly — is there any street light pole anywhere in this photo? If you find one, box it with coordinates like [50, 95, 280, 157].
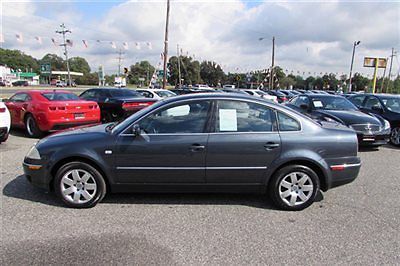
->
[270, 36, 275, 90]
[348, 40, 360, 93]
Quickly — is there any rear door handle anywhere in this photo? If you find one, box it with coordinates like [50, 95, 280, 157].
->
[264, 142, 280, 150]
[190, 144, 205, 152]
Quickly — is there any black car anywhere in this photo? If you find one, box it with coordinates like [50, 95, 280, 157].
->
[23, 93, 360, 211]
[286, 94, 391, 146]
[80, 88, 157, 122]
[12, 80, 29, 86]
[266, 90, 288, 103]
[348, 93, 400, 146]
[279, 90, 297, 99]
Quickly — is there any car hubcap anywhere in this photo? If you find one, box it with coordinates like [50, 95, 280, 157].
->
[390, 127, 400, 145]
[61, 169, 97, 204]
[26, 117, 33, 135]
[279, 172, 314, 206]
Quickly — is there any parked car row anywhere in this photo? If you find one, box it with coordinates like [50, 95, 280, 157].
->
[2, 87, 399, 149]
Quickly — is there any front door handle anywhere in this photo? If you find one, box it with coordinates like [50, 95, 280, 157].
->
[190, 144, 205, 152]
[264, 142, 280, 150]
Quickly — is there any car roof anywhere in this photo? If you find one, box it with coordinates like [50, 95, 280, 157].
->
[298, 93, 343, 98]
[361, 93, 400, 98]
[15, 90, 73, 94]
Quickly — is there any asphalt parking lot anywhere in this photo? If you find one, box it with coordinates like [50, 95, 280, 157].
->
[1, 131, 399, 265]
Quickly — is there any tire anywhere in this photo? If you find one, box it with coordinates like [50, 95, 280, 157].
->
[269, 165, 320, 211]
[390, 127, 400, 146]
[25, 114, 43, 138]
[0, 132, 9, 143]
[54, 162, 107, 208]
[101, 112, 114, 123]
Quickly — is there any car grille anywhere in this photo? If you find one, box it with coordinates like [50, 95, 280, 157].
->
[350, 124, 381, 133]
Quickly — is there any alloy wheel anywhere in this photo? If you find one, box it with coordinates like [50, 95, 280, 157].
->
[26, 116, 34, 136]
[278, 172, 314, 206]
[60, 169, 97, 204]
[390, 127, 400, 145]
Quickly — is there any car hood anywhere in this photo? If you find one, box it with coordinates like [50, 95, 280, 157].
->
[316, 109, 382, 125]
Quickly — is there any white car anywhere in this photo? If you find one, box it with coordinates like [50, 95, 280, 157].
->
[242, 89, 278, 103]
[0, 100, 11, 143]
[223, 84, 236, 89]
[136, 89, 177, 100]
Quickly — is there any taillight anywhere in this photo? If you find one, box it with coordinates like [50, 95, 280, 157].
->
[49, 106, 66, 111]
[0, 107, 6, 113]
[89, 105, 98, 109]
[122, 102, 154, 109]
[282, 97, 287, 101]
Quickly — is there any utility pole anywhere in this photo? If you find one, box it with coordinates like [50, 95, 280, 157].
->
[116, 49, 124, 76]
[162, 0, 170, 90]
[177, 44, 182, 87]
[348, 41, 361, 92]
[380, 57, 389, 93]
[270, 36, 275, 90]
[56, 23, 72, 87]
[386, 48, 395, 93]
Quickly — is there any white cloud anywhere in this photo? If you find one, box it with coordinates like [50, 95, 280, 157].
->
[1, 0, 399, 77]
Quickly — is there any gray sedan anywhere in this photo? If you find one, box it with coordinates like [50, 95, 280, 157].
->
[23, 93, 361, 211]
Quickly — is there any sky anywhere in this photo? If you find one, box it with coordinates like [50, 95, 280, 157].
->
[1, 0, 399, 78]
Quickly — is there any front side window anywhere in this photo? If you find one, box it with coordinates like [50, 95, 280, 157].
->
[215, 100, 274, 132]
[364, 97, 381, 109]
[277, 112, 301, 131]
[138, 100, 211, 134]
[380, 97, 400, 113]
[349, 95, 366, 108]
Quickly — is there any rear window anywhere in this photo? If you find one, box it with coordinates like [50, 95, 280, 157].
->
[42, 92, 80, 101]
[108, 89, 141, 98]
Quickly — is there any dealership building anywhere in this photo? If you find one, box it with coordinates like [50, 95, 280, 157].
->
[0, 65, 40, 85]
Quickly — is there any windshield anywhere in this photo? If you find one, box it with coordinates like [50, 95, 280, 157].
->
[155, 90, 176, 98]
[380, 96, 400, 113]
[42, 92, 80, 101]
[311, 96, 358, 110]
[108, 89, 141, 98]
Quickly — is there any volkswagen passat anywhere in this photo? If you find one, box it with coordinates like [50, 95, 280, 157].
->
[23, 93, 361, 211]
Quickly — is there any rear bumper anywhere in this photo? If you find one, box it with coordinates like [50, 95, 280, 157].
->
[327, 157, 361, 189]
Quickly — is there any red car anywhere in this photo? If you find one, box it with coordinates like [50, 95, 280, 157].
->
[6, 90, 100, 137]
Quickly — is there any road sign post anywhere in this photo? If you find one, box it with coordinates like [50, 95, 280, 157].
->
[363, 57, 387, 93]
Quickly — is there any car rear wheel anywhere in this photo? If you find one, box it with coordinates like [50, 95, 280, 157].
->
[269, 165, 320, 211]
[0, 132, 9, 143]
[390, 127, 400, 146]
[25, 114, 43, 138]
[54, 162, 106, 208]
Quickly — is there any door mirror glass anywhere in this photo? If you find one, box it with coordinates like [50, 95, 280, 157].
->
[371, 105, 383, 113]
[300, 104, 309, 111]
[132, 124, 141, 136]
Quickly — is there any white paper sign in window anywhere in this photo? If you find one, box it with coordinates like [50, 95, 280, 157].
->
[313, 100, 324, 108]
[219, 109, 237, 131]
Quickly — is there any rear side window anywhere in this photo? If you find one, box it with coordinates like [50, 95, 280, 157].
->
[42, 93, 80, 101]
[108, 89, 141, 98]
[277, 112, 301, 131]
[215, 100, 274, 132]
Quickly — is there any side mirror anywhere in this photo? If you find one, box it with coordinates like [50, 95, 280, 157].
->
[371, 105, 383, 113]
[132, 124, 141, 136]
[299, 104, 310, 111]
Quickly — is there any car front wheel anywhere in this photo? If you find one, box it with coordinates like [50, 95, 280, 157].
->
[390, 127, 400, 146]
[269, 165, 320, 211]
[54, 162, 106, 208]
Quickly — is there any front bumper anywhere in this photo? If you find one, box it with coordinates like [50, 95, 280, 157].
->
[23, 160, 51, 190]
[0, 126, 9, 139]
[356, 132, 390, 146]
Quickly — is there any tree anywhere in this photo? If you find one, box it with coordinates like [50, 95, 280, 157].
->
[39, 54, 65, 71]
[305, 76, 315, 90]
[321, 73, 338, 90]
[129, 61, 155, 85]
[200, 61, 225, 86]
[69, 57, 91, 74]
[0, 48, 39, 72]
[351, 73, 370, 92]
[168, 56, 201, 85]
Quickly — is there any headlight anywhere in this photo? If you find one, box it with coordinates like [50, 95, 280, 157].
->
[383, 119, 391, 130]
[26, 145, 41, 160]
